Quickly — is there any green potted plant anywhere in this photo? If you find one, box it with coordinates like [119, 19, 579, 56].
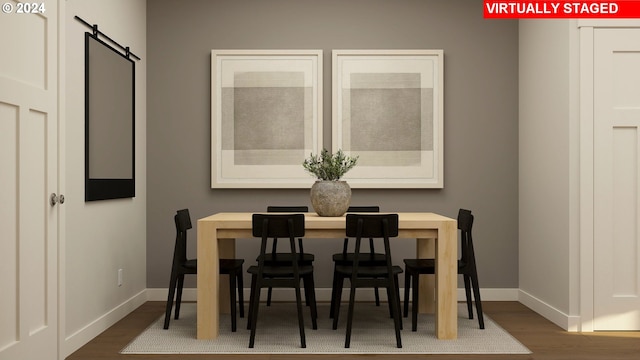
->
[303, 149, 358, 216]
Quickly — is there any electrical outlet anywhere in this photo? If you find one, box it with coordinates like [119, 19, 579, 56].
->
[118, 269, 123, 287]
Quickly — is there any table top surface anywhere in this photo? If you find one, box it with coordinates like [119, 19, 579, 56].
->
[198, 212, 456, 229]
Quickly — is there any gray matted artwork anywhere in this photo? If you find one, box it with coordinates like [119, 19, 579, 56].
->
[211, 50, 323, 188]
[332, 50, 443, 188]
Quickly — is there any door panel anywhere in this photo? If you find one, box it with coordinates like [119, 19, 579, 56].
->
[0, 3, 46, 89]
[0, 102, 19, 352]
[594, 28, 640, 331]
[0, 0, 59, 358]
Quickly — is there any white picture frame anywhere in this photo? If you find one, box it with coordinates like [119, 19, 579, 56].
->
[332, 49, 444, 188]
[211, 49, 323, 188]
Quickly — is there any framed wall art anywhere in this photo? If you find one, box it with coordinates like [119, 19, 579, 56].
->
[332, 49, 444, 188]
[211, 49, 323, 188]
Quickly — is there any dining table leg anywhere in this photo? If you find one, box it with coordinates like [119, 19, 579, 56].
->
[416, 237, 436, 314]
[218, 238, 235, 314]
[435, 221, 458, 339]
[197, 221, 219, 339]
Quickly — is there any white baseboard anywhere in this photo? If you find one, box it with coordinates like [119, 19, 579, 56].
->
[146, 287, 519, 303]
[518, 289, 580, 331]
[62, 289, 148, 358]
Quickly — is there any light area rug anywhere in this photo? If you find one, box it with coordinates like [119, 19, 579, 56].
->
[121, 302, 531, 354]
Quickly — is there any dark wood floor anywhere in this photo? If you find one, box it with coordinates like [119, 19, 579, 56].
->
[66, 301, 640, 360]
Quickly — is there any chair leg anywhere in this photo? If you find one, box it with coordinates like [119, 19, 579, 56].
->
[303, 276, 311, 307]
[163, 272, 178, 329]
[332, 275, 345, 330]
[394, 274, 403, 330]
[329, 263, 339, 318]
[302, 276, 314, 306]
[344, 283, 357, 348]
[248, 275, 262, 348]
[302, 276, 318, 327]
[247, 274, 258, 330]
[174, 275, 185, 319]
[463, 274, 473, 319]
[471, 271, 485, 329]
[374, 287, 381, 306]
[303, 286, 311, 306]
[304, 274, 318, 330]
[237, 270, 245, 318]
[403, 269, 411, 318]
[229, 272, 237, 332]
[303, 277, 312, 309]
[293, 282, 307, 348]
[389, 277, 403, 348]
[411, 271, 419, 332]
[266, 287, 273, 306]
[384, 281, 402, 330]
[386, 285, 393, 318]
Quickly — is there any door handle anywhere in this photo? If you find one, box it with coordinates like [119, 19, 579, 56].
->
[50, 193, 65, 206]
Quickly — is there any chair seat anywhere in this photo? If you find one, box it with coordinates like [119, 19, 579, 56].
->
[247, 264, 314, 277]
[182, 259, 197, 270]
[220, 258, 245, 272]
[335, 264, 403, 278]
[333, 252, 387, 265]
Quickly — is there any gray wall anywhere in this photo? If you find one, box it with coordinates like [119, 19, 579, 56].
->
[147, 0, 518, 289]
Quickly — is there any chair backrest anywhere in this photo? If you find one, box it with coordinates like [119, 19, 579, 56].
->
[347, 206, 380, 213]
[266, 206, 308, 253]
[173, 209, 192, 265]
[345, 214, 399, 272]
[344, 206, 380, 254]
[457, 209, 476, 266]
[345, 213, 399, 238]
[175, 209, 192, 232]
[457, 208, 473, 232]
[267, 206, 309, 213]
[252, 214, 306, 273]
[252, 213, 305, 239]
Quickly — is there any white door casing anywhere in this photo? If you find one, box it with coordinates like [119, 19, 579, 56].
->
[0, 0, 60, 359]
[593, 27, 640, 331]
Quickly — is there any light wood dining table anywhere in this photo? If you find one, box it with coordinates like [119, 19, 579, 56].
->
[196, 212, 458, 340]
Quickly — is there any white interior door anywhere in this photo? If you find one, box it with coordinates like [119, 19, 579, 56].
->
[593, 27, 640, 331]
[0, 0, 60, 358]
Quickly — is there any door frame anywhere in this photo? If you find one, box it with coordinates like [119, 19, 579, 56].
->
[57, 0, 66, 359]
[578, 19, 640, 332]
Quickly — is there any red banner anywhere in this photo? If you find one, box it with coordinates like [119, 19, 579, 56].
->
[484, 1, 640, 18]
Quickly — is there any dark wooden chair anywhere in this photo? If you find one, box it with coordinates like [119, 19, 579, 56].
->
[403, 208, 485, 330]
[329, 206, 385, 318]
[332, 214, 403, 348]
[247, 213, 318, 348]
[163, 209, 244, 331]
[263, 206, 314, 306]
